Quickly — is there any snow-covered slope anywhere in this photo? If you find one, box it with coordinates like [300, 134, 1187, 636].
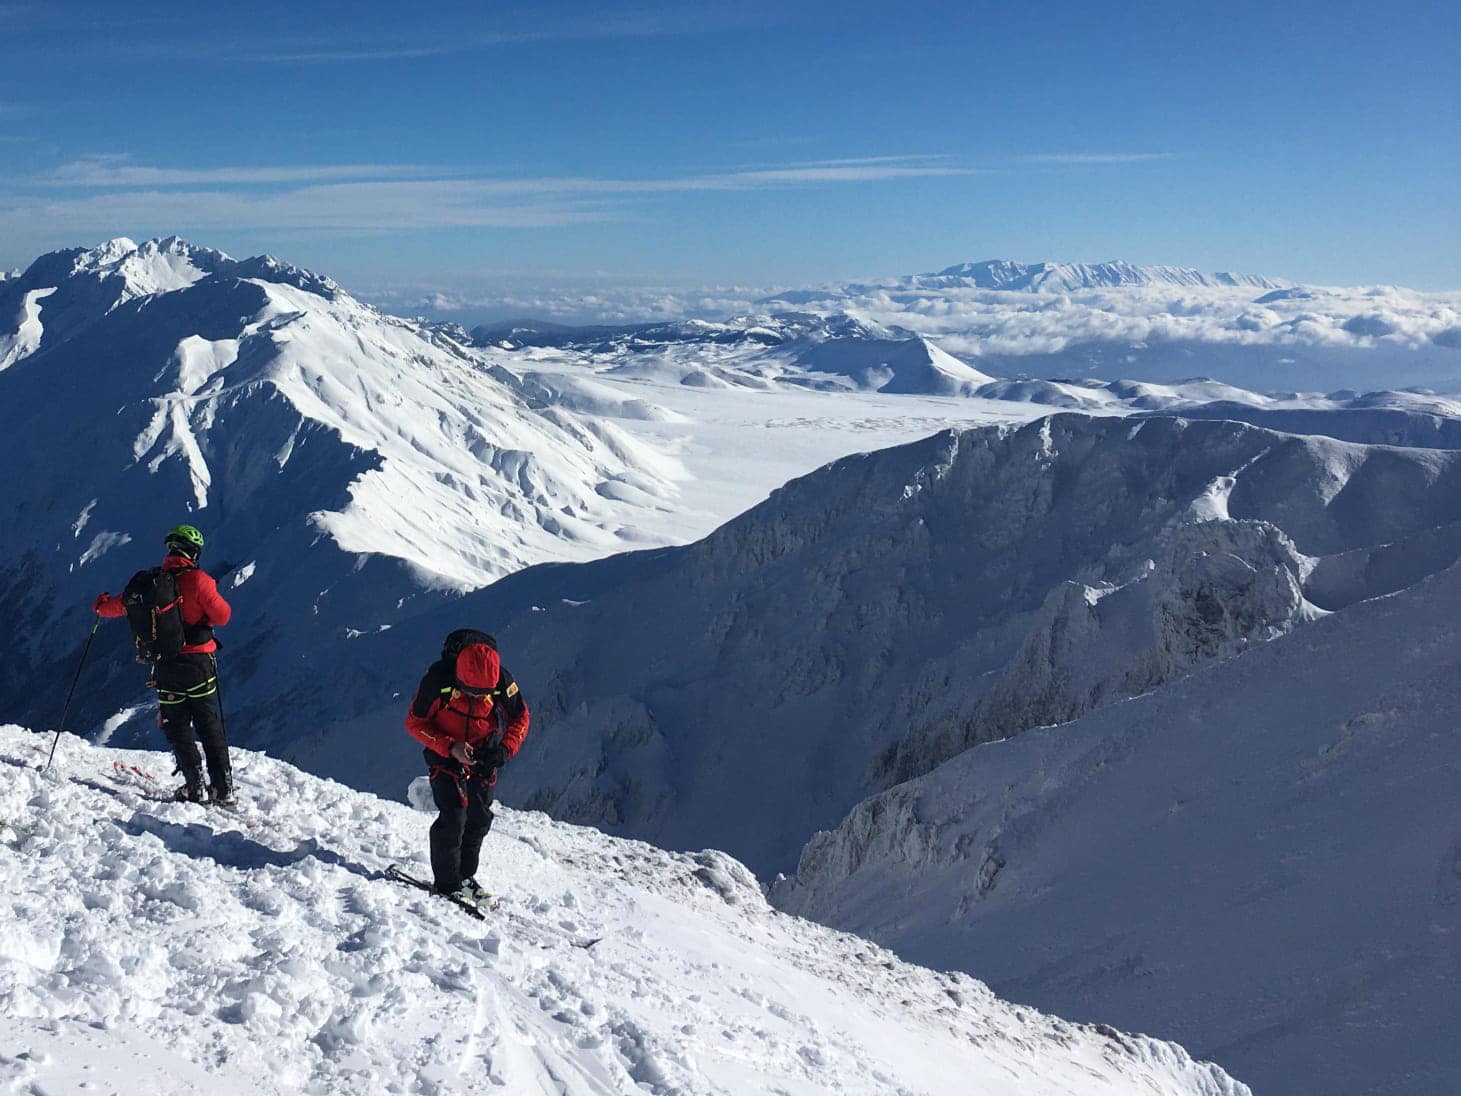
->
[0, 238, 1045, 758]
[0, 236, 681, 589]
[0, 726, 1247, 1096]
[478, 312, 995, 396]
[292, 414, 1461, 879]
[6, 237, 1458, 873]
[0, 237, 708, 739]
[771, 560, 1461, 1096]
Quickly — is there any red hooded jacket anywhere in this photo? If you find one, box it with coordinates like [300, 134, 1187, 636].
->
[405, 642, 530, 759]
[94, 553, 232, 655]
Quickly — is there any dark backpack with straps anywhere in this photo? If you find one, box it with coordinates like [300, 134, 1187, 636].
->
[121, 566, 193, 663]
[442, 628, 496, 660]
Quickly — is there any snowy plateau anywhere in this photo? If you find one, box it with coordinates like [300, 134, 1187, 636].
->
[2, 237, 1459, 1094]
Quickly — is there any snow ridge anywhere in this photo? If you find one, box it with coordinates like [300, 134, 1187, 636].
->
[0, 726, 1247, 1096]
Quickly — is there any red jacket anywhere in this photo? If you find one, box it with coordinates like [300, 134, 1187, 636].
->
[95, 554, 232, 654]
[405, 643, 530, 759]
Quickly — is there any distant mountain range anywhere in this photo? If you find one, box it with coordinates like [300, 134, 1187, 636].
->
[758, 258, 1290, 306]
[445, 256, 1460, 393]
[916, 258, 1291, 291]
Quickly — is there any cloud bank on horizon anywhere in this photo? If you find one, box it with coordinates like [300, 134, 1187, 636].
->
[362, 265, 1461, 363]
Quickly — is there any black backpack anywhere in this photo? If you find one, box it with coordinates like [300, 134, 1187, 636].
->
[121, 566, 193, 663]
[442, 628, 496, 661]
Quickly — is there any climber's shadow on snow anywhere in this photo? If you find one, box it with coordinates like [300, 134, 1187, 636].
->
[116, 812, 374, 880]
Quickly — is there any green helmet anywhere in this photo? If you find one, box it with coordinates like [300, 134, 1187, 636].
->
[165, 523, 205, 557]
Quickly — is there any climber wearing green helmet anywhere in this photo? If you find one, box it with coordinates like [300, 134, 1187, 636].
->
[93, 524, 237, 806]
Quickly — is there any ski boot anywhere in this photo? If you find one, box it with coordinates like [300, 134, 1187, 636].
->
[210, 774, 237, 810]
[434, 879, 481, 905]
[173, 781, 207, 803]
[461, 877, 492, 903]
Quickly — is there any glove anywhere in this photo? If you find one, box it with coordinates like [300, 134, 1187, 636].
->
[92, 593, 111, 614]
[479, 743, 509, 771]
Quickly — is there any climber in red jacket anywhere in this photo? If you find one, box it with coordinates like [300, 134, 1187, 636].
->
[405, 629, 530, 900]
[93, 524, 236, 805]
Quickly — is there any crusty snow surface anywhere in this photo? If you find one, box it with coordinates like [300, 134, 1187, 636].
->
[0, 726, 1247, 1096]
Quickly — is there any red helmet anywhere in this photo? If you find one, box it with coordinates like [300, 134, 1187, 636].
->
[454, 643, 500, 695]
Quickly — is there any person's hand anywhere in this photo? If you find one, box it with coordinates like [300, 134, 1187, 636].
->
[448, 741, 475, 765]
[479, 743, 509, 770]
[92, 593, 110, 614]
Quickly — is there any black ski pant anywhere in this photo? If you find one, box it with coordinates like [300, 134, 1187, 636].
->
[155, 653, 231, 796]
[424, 748, 496, 891]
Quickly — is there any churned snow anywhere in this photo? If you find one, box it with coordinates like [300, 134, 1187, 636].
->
[0, 726, 1247, 1096]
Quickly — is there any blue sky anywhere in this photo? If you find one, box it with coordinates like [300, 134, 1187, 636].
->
[1, 0, 1456, 301]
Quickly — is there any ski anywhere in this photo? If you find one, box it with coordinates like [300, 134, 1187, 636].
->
[384, 863, 498, 917]
[109, 760, 162, 794]
[106, 762, 250, 819]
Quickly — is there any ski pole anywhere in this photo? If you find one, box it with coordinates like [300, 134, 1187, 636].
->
[43, 614, 101, 771]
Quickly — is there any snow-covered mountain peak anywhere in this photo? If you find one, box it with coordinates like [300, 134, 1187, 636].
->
[11, 236, 347, 325]
[0, 235, 690, 588]
[924, 259, 1290, 292]
[230, 252, 344, 300]
[77, 235, 141, 265]
[0, 726, 1247, 1095]
[62, 235, 234, 296]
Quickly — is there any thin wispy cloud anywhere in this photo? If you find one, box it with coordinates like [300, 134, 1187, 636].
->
[13, 152, 977, 200]
[1023, 153, 1175, 165]
[786, 155, 954, 168]
[42, 158, 463, 187]
[711, 164, 976, 186]
[0, 187, 606, 233]
[250, 7, 777, 64]
[0, 152, 981, 237]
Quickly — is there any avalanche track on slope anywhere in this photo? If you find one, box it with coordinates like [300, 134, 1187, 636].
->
[0, 727, 1245, 1096]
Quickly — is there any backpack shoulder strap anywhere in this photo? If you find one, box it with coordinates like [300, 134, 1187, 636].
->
[411, 659, 456, 718]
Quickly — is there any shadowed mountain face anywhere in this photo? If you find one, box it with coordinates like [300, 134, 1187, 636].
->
[296, 412, 1461, 879]
[771, 560, 1461, 1096]
[7, 241, 1460, 880]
